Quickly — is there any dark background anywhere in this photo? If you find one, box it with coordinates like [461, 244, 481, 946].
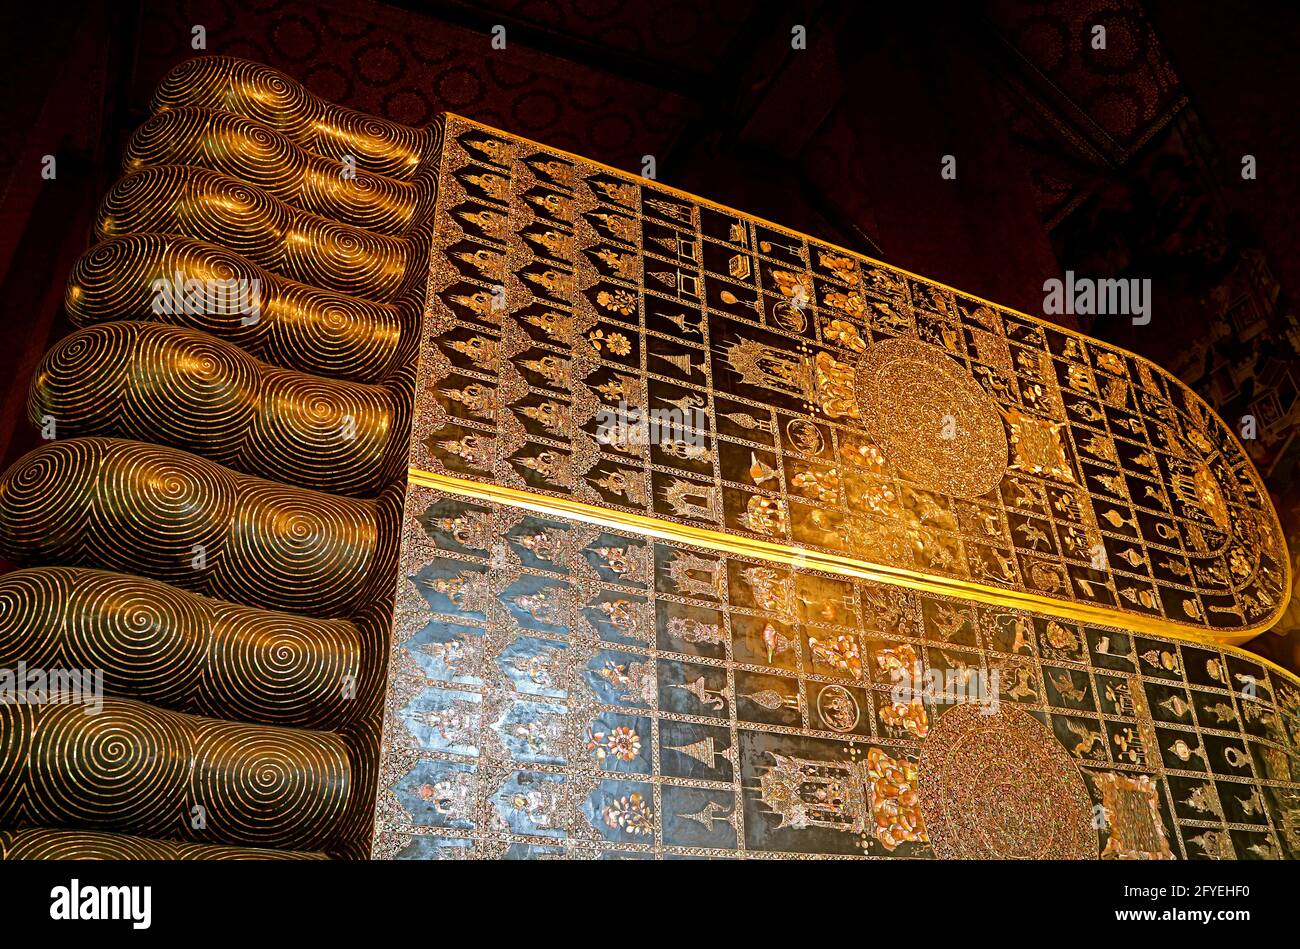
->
[1, 0, 1296, 670]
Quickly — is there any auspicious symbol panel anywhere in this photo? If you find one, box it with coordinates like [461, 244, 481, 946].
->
[410, 116, 1288, 640]
[373, 486, 1300, 859]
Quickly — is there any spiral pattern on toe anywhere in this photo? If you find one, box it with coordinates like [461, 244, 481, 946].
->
[0, 54, 432, 859]
[61, 568, 202, 706]
[26, 700, 191, 833]
[151, 56, 428, 180]
[0, 438, 378, 617]
[65, 235, 404, 381]
[281, 213, 408, 300]
[190, 719, 350, 848]
[0, 698, 350, 849]
[92, 439, 238, 580]
[95, 166, 409, 300]
[0, 567, 362, 728]
[125, 108, 418, 234]
[203, 603, 361, 727]
[0, 828, 327, 860]
[220, 477, 375, 615]
[0, 437, 97, 554]
[31, 322, 397, 494]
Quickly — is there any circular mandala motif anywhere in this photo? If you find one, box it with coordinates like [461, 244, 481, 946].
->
[918, 703, 1095, 859]
[856, 337, 1007, 498]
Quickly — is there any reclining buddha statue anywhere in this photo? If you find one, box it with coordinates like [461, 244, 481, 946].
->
[0, 56, 1295, 861]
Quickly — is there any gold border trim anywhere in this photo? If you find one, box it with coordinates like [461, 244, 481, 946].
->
[432, 114, 1293, 643]
[410, 466, 1280, 653]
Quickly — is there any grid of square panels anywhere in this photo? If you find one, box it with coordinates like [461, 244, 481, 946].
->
[410, 116, 1287, 642]
[372, 487, 1300, 859]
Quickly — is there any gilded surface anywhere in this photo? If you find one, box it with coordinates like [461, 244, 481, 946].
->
[0, 438, 381, 618]
[918, 702, 1094, 858]
[96, 166, 412, 301]
[377, 116, 1300, 860]
[856, 336, 1008, 499]
[0, 567, 364, 729]
[30, 321, 401, 495]
[410, 117, 1289, 641]
[0, 56, 437, 858]
[66, 234, 405, 383]
[150, 56, 431, 181]
[0, 56, 1295, 861]
[0, 695, 351, 850]
[0, 828, 327, 860]
[126, 107, 426, 234]
[374, 485, 1300, 858]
